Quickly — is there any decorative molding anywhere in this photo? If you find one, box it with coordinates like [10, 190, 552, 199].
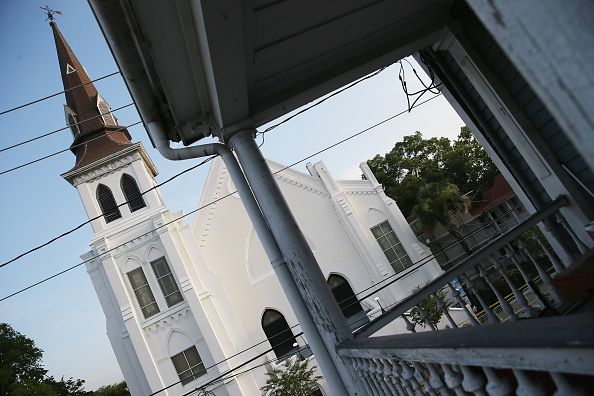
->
[199, 167, 226, 250]
[71, 152, 141, 186]
[335, 196, 353, 215]
[143, 305, 192, 334]
[274, 173, 329, 197]
[113, 232, 160, 259]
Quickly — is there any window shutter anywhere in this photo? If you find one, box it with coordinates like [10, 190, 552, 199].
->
[97, 184, 122, 223]
[121, 174, 146, 212]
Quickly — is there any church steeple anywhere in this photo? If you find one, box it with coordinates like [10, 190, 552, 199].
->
[50, 19, 133, 172]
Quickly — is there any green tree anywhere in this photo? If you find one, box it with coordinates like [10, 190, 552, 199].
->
[409, 286, 449, 328]
[411, 183, 471, 252]
[92, 381, 130, 396]
[0, 323, 88, 396]
[261, 358, 322, 396]
[367, 127, 498, 219]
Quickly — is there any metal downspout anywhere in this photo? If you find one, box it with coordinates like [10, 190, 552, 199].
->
[146, 121, 349, 395]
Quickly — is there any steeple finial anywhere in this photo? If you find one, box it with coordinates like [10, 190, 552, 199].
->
[40, 5, 62, 22]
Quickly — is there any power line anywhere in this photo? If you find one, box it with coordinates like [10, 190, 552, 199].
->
[257, 67, 386, 137]
[149, 325, 305, 396]
[0, 103, 134, 153]
[0, 94, 440, 302]
[0, 71, 120, 116]
[0, 156, 215, 269]
[0, 121, 142, 176]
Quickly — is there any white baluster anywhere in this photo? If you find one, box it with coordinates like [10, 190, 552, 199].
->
[413, 362, 436, 396]
[434, 291, 458, 328]
[555, 213, 589, 255]
[482, 367, 513, 396]
[448, 282, 479, 326]
[400, 361, 422, 395]
[532, 231, 565, 272]
[353, 357, 378, 396]
[551, 372, 589, 396]
[512, 369, 546, 396]
[373, 358, 393, 395]
[461, 274, 499, 324]
[382, 359, 405, 396]
[518, 241, 564, 308]
[441, 364, 466, 396]
[479, 262, 517, 321]
[391, 359, 415, 396]
[361, 357, 383, 396]
[492, 257, 538, 318]
[505, 245, 546, 309]
[402, 314, 417, 333]
[460, 365, 487, 396]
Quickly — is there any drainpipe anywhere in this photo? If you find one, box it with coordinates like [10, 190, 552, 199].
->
[146, 121, 349, 396]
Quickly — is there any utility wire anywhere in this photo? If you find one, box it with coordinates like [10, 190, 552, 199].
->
[0, 156, 215, 269]
[257, 67, 386, 137]
[0, 71, 120, 116]
[0, 103, 134, 153]
[0, 94, 441, 302]
[346, 203, 518, 304]
[0, 121, 142, 176]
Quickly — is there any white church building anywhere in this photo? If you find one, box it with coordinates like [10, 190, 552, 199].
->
[50, 20, 442, 396]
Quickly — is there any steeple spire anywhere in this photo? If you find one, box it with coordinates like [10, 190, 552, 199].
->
[49, 19, 133, 172]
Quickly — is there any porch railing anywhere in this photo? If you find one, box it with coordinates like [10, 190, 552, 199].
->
[337, 195, 594, 395]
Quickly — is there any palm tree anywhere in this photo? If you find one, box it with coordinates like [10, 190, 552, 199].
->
[411, 182, 470, 253]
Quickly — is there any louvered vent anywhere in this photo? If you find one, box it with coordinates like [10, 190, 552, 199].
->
[97, 184, 122, 223]
[67, 113, 79, 138]
[97, 96, 116, 126]
[121, 174, 146, 212]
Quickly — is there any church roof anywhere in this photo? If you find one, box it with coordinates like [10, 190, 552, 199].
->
[50, 20, 133, 173]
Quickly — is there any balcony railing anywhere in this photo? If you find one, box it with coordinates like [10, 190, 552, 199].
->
[336, 196, 594, 395]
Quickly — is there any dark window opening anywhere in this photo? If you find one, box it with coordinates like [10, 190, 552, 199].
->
[121, 174, 146, 212]
[97, 184, 122, 223]
[327, 274, 363, 318]
[262, 309, 297, 358]
[171, 346, 206, 385]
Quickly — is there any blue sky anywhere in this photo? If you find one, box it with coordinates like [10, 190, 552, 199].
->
[0, 1, 464, 390]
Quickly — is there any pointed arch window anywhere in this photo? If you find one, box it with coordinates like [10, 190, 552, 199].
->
[262, 309, 297, 358]
[97, 95, 117, 126]
[127, 267, 159, 319]
[97, 184, 122, 223]
[327, 274, 363, 318]
[121, 174, 146, 212]
[64, 106, 80, 138]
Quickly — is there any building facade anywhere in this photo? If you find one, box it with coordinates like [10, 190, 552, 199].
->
[50, 20, 443, 395]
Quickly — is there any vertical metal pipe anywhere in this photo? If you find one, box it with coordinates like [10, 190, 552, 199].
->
[227, 130, 359, 394]
[216, 146, 348, 395]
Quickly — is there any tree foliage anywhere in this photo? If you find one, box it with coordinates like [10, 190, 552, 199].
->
[92, 381, 130, 396]
[0, 323, 88, 396]
[409, 287, 449, 328]
[261, 358, 322, 396]
[367, 127, 498, 219]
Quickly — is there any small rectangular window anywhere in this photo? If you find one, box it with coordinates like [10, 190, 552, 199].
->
[370, 221, 413, 274]
[127, 268, 159, 319]
[171, 346, 206, 385]
[151, 257, 184, 307]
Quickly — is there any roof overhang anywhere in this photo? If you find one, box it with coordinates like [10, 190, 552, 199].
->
[88, 0, 452, 146]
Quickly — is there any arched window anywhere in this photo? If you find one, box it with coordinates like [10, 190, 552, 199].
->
[262, 309, 297, 358]
[97, 184, 122, 223]
[97, 95, 117, 126]
[121, 174, 146, 212]
[327, 274, 363, 318]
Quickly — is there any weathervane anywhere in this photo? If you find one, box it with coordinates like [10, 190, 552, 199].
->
[40, 4, 62, 22]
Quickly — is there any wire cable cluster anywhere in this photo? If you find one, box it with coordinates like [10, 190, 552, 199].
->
[398, 57, 443, 112]
[0, 94, 441, 302]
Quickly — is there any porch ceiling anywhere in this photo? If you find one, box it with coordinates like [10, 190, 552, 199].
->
[89, 0, 451, 145]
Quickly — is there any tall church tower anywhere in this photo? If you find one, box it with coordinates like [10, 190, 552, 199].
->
[51, 19, 258, 396]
